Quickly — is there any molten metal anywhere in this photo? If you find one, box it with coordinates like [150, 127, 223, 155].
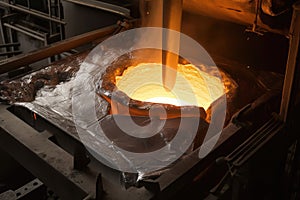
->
[116, 63, 225, 110]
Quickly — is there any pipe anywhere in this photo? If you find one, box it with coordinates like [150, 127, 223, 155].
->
[162, 0, 183, 90]
[280, 1, 300, 122]
[0, 43, 20, 48]
[3, 23, 45, 41]
[14, 24, 45, 37]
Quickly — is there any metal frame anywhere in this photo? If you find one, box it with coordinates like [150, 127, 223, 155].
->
[0, 23, 119, 74]
[0, 42, 20, 57]
[0, 1, 65, 24]
[0, 105, 102, 200]
[0, 0, 65, 60]
[0, 85, 283, 200]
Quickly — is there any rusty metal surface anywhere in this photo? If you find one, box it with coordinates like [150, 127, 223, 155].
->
[0, 51, 88, 103]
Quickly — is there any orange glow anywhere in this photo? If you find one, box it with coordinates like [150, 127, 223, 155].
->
[33, 113, 37, 120]
[116, 63, 226, 110]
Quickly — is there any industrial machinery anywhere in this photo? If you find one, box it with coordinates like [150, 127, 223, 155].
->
[0, 0, 300, 199]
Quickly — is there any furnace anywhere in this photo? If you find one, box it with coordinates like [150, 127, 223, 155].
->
[0, 0, 300, 200]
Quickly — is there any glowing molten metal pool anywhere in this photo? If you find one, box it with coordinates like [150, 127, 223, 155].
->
[115, 63, 225, 110]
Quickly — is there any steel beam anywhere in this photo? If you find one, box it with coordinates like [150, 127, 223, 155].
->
[0, 105, 99, 200]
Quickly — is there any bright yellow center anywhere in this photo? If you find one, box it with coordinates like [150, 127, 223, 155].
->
[115, 63, 225, 110]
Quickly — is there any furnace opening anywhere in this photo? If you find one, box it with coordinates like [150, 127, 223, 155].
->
[99, 49, 238, 122]
[115, 62, 225, 110]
